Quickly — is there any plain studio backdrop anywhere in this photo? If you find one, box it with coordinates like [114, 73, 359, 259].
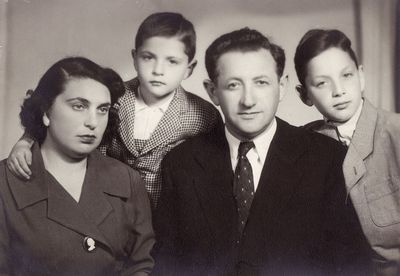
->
[0, 0, 398, 159]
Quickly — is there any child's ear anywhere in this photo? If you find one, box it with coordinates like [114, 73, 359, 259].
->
[131, 49, 138, 70]
[203, 79, 220, 106]
[278, 74, 289, 101]
[295, 85, 313, 106]
[184, 59, 198, 79]
[358, 65, 366, 93]
[42, 113, 50, 127]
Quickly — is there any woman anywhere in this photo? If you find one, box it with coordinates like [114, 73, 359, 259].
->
[0, 57, 154, 275]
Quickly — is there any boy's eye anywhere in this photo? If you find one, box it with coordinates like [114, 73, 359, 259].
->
[141, 55, 153, 61]
[227, 82, 241, 90]
[315, 81, 327, 88]
[168, 59, 179, 65]
[343, 72, 353, 78]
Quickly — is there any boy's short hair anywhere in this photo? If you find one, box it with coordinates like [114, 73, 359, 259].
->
[205, 27, 285, 82]
[294, 29, 359, 86]
[135, 12, 196, 62]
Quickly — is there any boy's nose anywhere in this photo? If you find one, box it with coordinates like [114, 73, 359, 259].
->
[152, 61, 165, 76]
[332, 81, 345, 97]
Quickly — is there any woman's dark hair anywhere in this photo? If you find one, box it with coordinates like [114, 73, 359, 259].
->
[294, 29, 359, 86]
[20, 57, 125, 144]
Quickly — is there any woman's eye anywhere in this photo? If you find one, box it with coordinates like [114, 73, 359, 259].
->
[72, 104, 85, 110]
[99, 107, 110, 114]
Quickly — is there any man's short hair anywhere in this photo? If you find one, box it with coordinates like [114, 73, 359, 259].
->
[294, 29, 359, 86]
[205, 27, 285, 82]
[135, 12, 196, 62]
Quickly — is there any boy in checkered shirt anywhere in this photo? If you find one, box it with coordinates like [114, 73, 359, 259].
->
[7, 12, 222, 210]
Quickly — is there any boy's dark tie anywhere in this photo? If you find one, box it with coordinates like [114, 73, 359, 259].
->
[233, 141, 255, 236]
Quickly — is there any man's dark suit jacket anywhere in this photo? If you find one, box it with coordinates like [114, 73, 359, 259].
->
[153, 118, 371, 275]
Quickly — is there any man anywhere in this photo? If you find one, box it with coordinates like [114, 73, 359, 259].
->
[153, 28, 370, 275]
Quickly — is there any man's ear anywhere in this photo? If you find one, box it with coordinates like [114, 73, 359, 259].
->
[131, 49, 138, 71]
[358, 65, 366, 94]
[295, 84, 313, 106]
[184, 59, 198, 79]
[203, 79, 219, 106]
[278, 74, 288, 101]
[42, 113, 50, 127]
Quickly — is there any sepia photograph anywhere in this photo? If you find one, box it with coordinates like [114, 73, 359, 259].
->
[0, 0, 399, 274]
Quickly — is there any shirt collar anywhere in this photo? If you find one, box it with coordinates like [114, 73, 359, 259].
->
[225, 118, 277, 163]
[135, 86, 176, 113]
[325, 99, 364, 145]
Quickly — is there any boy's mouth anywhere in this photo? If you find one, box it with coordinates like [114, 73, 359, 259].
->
[150, 81, 166, 86]
[333, 101, 350, 110]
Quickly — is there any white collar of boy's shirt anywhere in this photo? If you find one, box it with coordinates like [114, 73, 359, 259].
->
[325, 99, 364, 146]
[225, 118, 277, 191]
[135, 86, 175, 113]
[133, 87, 176, 140]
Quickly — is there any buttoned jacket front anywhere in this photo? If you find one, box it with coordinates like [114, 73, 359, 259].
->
[343, 99, 400, 273]
[0, 144, 155, 276]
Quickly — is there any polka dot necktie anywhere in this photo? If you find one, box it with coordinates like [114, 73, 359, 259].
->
[233, 141, 255, 236]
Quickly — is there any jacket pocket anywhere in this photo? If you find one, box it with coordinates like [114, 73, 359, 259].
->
[365, 176, 400, 226]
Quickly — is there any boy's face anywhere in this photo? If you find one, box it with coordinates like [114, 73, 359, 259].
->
[133, 36, 194, 105]
[304, 47, 365, 123]
[205, 49, 286, 141]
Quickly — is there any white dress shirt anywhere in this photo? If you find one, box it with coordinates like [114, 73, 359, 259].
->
[134, 88, 175, 140]
[225, 118, 277, 190]
[327, 99, 364, 146]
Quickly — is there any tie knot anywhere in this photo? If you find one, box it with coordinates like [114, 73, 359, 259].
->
[238, 141, 254, 157]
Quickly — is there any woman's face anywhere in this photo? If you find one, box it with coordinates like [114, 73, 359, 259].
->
[43, 78, 111, 159]
[304, 47, 364, 123]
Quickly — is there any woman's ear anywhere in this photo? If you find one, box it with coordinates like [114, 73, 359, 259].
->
[296, 85, 313, 106]
[184, 59, 198, 80]
[42, 113, 50, 127]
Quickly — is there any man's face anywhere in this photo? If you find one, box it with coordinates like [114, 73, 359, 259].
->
[206, 49, 285, 141]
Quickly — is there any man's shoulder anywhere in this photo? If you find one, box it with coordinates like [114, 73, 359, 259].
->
[277, 118, 345, 159]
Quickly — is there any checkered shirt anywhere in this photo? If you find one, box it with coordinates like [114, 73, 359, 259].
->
[98, 78, 222, 209]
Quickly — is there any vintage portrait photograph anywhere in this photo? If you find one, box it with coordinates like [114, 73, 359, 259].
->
[0, 0, 399, 275]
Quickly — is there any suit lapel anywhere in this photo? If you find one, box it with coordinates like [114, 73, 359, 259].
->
[192, 128, 237, 247]
[140, 87, 186, 155]
[248, 119, 305, 230]
[343, 100, 376, 192]
[118, 79, 140, 157]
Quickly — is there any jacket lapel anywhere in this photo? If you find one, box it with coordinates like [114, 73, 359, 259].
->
[343, 100, 376, 192]
[118, 78, 140, 157]
[140, 87, 186, 155]
[249, 119, 305, 230]
[192, 127, 237, 249]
